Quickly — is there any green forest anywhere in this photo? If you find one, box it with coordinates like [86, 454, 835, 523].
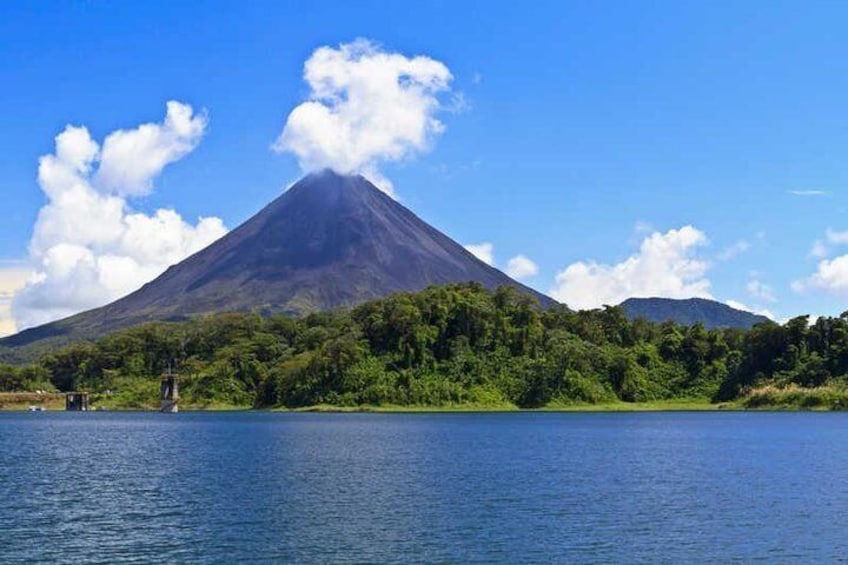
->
[3, 283, 848, 410]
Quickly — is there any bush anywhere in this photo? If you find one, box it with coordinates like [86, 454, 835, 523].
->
[742, 384, 848, 410]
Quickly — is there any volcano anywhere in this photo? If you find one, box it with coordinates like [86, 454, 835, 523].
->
[2, 170, 556, 355]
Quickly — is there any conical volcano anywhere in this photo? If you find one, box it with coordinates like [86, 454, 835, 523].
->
[2, 170, 556, 352]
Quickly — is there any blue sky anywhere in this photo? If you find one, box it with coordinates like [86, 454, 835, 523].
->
[2, 0, 848, 333]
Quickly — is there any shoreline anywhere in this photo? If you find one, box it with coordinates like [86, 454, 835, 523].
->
[4, 394, 843, 413]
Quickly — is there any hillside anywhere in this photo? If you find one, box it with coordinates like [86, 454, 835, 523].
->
[4, 283, 843, 412]
[620, 297, 770, 329]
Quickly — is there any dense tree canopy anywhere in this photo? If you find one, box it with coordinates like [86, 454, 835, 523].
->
[3, 283, 848, 409]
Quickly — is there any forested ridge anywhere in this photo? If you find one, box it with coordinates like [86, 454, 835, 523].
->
[3, 283, 848, 410]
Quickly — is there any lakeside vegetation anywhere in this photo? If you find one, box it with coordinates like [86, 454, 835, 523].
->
[3, 282, 848, 411]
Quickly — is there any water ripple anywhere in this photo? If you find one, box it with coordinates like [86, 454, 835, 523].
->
[1, 412, 847, 563]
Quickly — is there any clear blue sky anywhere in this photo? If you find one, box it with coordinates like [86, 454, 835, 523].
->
[2, 0, 848, 323]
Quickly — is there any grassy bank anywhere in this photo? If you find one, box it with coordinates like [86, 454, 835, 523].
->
[10, 391, 848, 412]
[288, 402, 520, 413]
[1, 394, 729, 412]
[540, 398, 737, 412]
[741, 384, 848, 410]
[286, 398, 736, 412]
[0, 392, 251, 412]
[0, 393, 65, 411]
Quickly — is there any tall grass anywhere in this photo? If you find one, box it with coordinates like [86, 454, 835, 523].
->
[742, 384, 848, 410]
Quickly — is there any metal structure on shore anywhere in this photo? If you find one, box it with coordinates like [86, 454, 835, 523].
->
[65, 392, 90, 411]
[160, 368, 179, 413]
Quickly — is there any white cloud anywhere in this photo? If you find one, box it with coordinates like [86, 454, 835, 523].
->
[724, 299, 747, 312]
[95, 101, 207, 196]
[11, 102, 227, 331]
[793, 254, 848, 296]
[746, 279, 776, 303]
[0, 266, 32, 337]
[464, 242, 494, 266]
[505, 254, 538, 280]
[805, 228, 848, 260]
[273, 39, 454, 195]
[826, 228, 848, 245]
[550, 226, 712, 310]
[717, 239, 750, 261]
[788, 190, 828, 196]
[725, 299, 775, 321]
[463, 244, 537, 281]
[810, 239, 829, 259]
[445, 92, 470, 114]
[634, 220, 654, 235]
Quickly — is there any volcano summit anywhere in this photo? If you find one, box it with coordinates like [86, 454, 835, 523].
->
[2, 170, 555, 354]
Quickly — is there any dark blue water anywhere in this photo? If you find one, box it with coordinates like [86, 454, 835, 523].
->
[1, 412, 847, 563]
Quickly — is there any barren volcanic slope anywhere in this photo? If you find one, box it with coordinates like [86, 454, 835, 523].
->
[1, 170, 556, 355]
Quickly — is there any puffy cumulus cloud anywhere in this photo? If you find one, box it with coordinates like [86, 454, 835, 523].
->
[464, 242, 494, 266]
[550, 226, 712, 310]
[12, 102, 227, 331]
[506, 255, 539, 280]
[95, 101, 207, 196]
[463, 243, 539, 281]
[0, 266, 33, 337]
[792, 255, 848, 296]
[273, 39, 454, 195]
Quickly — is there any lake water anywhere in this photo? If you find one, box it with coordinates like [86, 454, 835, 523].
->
[1, 412, 847, 563]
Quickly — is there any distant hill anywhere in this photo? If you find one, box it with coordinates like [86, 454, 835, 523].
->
[0, 170, 556, 360]
[619, 297, 770, 329]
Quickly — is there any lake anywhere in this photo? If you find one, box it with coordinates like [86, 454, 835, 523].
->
[1, 412, 846, 563]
